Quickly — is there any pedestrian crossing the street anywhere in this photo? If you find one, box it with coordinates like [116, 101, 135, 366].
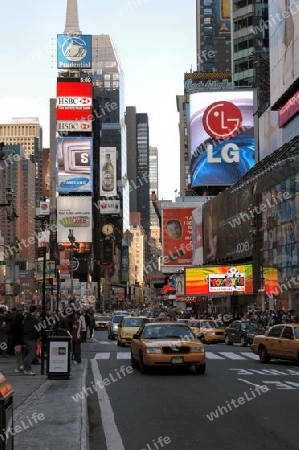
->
[93, 351, 260, 361]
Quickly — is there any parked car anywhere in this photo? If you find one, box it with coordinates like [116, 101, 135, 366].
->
[117, 316, 149, 346]
[108, 315, 125, 340]
[189, 320, 225, 343]
[130, 323, 205, 374]
[251, 323, 299, 363]
[94, 315, 110, 330]
[224, 320, 266, 346]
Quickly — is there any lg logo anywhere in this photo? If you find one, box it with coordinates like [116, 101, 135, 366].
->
[207, 143, 240, 163]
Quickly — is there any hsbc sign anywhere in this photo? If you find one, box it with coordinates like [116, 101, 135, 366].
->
[57, 97, 92, 108]
[57, 121, 92, 132]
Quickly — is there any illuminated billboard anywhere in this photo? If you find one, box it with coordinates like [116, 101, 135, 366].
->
[214, 0, 231, 36]
[57, 34, 92, 69]
[56, 137, 93, 193]
[203, 188, 253, 263]
[56, 81, 92, 121]
[189, 90, 255, 186]
[162, 208, 194, 266]
[269, 2, 299, 107]
[185, 264, 253, 295]
[100, 147, 117, 197]
[57, 196, 92, 243]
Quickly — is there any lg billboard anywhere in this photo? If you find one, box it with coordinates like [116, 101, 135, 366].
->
[189, 90, 255, 187]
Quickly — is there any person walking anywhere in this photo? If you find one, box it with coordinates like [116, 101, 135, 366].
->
[71, 311, 82, 364]
[79, 310, 87, 342]
[12, 310, 25, 373]
[89, 311, 95, 338]
[23, 306, 40, 375]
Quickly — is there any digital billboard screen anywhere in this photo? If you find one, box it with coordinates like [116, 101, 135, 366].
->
[57, 196, 92, 243]
[185, 264, 253, 295]
[162, 208, 194, 266]
[100, 147, 117, 197]
[56, 137, 93, 193]
[203, 188, 253, 263]
[57, 34, 92, 69]
[189, 90, 254, 186]
[56, 81, 92, 121]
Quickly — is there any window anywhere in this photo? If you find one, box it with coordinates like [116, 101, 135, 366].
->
[268, 326, 283, 338]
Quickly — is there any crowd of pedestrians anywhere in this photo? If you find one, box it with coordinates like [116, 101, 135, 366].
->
[0, 303, 96, 374]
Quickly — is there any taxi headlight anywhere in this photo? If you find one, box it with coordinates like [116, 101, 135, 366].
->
[206, 331, 213, 335]
[191, 347, 205, 353]
[145, 348, 162, 354]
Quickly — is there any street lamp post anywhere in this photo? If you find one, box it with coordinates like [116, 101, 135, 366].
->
[68, 229, 76, 302]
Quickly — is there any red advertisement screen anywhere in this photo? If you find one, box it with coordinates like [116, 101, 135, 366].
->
[162, 208, 194, 266]
[56, 81, 92, 121]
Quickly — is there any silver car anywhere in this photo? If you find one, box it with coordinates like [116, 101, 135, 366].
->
[108, 314, 128, 339]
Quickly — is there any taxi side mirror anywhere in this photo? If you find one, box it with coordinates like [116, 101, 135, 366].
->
[133, 333, 140, 339]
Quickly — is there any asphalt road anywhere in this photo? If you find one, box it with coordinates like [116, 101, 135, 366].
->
[83, 329, 299, 450]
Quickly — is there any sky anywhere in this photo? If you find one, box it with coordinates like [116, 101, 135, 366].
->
[0, 0, 196, 201]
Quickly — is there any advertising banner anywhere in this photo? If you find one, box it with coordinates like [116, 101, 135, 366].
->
[57, 196, 92, 243]
[184, 72, 232, 93]
[162, 208, 194, 266]
[269, 1, 299, 107]
[36, 200, 50, 217]
[189, 90, 254, 186]
[56, 137, 92, 193]
[99, 200, 120, 214]
[42, 148, 50, 198]
[56, 120, 92, 133]
[185, 264, 253, 295]
[59, 250, 70, 277]
[100, 147, 117, 197]
[56, 81, 92, 121]
[35, 261, 56, 281]
[214, 0, 231, 35]
[192, 205, 203, 266]
[57, 34, 92, 69]
[203, 188, 253, 263]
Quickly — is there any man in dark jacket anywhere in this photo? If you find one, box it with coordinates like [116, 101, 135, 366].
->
[23, 306, 40, 375]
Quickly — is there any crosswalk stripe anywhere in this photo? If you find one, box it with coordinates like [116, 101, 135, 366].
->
[94, 353, 110, 359]
[93, 351, 258, 361]
[116, 353, 131, 359]
[240, 352, 259, 360]
[220, 352, 246, 360]
[205, 352, 225, 360]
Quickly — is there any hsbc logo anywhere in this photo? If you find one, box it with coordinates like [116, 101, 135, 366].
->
[57, 97, 92, 107]
[57, 121, 92, 131]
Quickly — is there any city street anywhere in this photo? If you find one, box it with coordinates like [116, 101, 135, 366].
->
[83, 329, 299, 450]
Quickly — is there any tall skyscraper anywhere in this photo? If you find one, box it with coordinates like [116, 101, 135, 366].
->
[125, 107, 150, 236]
[149, 146, 159, 227]
[196, 0, 231, 73]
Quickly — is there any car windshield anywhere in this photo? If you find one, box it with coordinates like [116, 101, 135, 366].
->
[123, 318, 145, 327]
[294, 327, 299, 339]
[200, 321, 214, 328]
[143, 325, 194, 339]
[112, 316, 123, 323]
[241, 322, 264, 331]
[95, 316, 108, 321]
[214, 321, 223, 327]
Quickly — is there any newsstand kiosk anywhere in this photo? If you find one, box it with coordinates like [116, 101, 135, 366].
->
[0, 372, 14, 449]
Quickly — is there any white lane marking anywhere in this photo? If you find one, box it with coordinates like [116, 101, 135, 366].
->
[205, 352, 225, 360]
[93, 353, 110, 359]
[91, 359, 125, 450]
[240, 352, 259, 360]
[116, 353, 130, 359]
[220, 352, 246, 360]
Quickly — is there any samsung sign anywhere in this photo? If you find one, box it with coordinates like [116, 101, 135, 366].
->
[57, 34, 92, 69]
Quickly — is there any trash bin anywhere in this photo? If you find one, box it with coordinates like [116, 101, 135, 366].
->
[0, 373, 14, 450]
[47, 330, 72, 380]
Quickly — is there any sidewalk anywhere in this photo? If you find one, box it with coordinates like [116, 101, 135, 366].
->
[0, 355, 89, 450]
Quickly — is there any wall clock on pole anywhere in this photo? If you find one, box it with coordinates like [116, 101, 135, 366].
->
[102, 223, 114, 236]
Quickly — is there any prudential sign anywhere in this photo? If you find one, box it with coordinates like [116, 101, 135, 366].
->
[57, 34, 92, 69]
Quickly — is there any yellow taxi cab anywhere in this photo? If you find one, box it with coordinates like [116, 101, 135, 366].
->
[189, 319, 225, 343]
[117, 316, 149, 346]
[131, 322, 205, 374]
[251, 323, 299, 363]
